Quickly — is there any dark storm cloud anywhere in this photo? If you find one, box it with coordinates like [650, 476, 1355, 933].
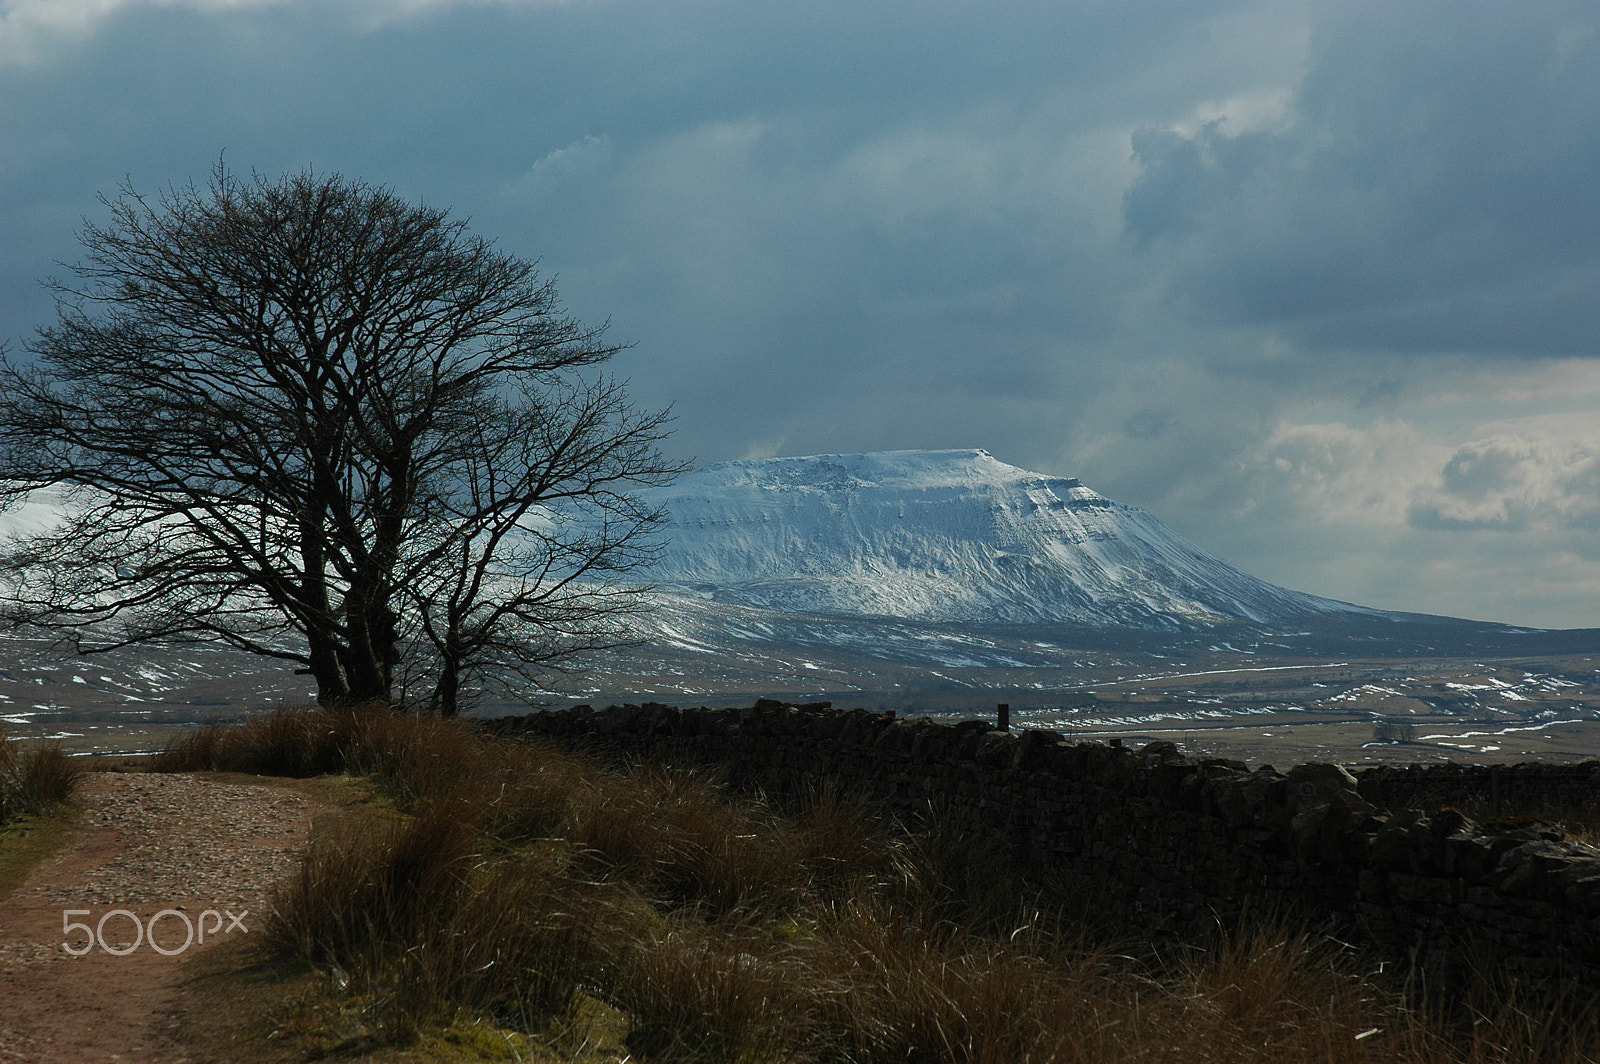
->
[4, 0, 1599, 627]
[1123, 0, 1600, 357]
[0, 0, 1269, 461]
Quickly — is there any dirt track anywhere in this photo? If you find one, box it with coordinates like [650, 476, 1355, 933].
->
[0, 772, 317, 1062]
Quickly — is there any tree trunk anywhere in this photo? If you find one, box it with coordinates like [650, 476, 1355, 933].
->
[434, 654, 462, 718]
[337, 630, 393, 704]
[299, 518, 350, 706]
[306, 634, 350, 707]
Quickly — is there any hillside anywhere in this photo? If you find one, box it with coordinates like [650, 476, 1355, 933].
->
[636, 449, 1373, 628]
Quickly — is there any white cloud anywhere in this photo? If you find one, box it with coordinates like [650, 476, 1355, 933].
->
[0, 0, 271, 65]
[0, 0, 582, 66]
[1122, 0, 1600, 358]
[1219, 408, 1600, 541]
[1173, 85, 1296, 139]
[510, 133, 613, 197]
[1245, 419, 1442, 526]
[1411, 435, 1600, 532]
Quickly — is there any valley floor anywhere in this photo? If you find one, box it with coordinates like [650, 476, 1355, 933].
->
[3, 620, 1597, 766]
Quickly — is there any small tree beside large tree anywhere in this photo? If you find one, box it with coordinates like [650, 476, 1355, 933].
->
[0, 166, 682, 715]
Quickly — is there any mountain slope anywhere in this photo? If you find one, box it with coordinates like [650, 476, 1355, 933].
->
[637, 449, 1372, 628]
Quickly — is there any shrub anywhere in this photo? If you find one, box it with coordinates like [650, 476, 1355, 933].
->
[795, 897, 1105, 1064]
[339, 706, 484, 812]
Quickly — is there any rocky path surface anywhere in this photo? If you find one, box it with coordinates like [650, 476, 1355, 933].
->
[0, 772, 318, 1062]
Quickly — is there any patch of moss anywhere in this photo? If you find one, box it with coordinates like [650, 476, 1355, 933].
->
[428, 1021, 534, 1061]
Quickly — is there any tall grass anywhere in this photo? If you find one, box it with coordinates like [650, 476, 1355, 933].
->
[154, 702, 478, 811]
[0, 728, 83, 823]
[173, 705, 1600, 1062]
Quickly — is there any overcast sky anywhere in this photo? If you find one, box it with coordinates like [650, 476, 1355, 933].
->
[3, 0, 1598, 629]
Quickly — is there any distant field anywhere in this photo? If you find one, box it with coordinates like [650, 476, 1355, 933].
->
[575, 649, 1600, 766]
[4, 622, 1597, 767]
[1053, 712, 1600, 767]
[1000, 653, 1600, 765]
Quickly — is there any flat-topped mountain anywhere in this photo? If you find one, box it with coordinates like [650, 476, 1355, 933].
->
[638, 449, 1373, 629]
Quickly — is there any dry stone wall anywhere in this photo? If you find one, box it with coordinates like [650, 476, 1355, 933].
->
[487, 700, 1600, 990]
[1358, 759, 1600, 819]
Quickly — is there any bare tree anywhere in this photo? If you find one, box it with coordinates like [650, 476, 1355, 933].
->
[0, 166, 682, 714]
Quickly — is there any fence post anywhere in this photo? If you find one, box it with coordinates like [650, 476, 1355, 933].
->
[997, 703, 1010, 731]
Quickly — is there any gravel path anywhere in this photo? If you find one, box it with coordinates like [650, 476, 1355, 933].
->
[0, 772, 319, 1062]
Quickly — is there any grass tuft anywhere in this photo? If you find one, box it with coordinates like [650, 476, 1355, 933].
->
[151, 704, 348, 778]
[0, 734, 83, 822]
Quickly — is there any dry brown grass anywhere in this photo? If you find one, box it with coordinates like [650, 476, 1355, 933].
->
[175, 705, 1600, 1063]
[0, 731, 83, 822]
[613, 914, 814, 1062]
[154, 702, 479, 812]
[153, 703, 347, 777]
[263, 800, 656, 1042]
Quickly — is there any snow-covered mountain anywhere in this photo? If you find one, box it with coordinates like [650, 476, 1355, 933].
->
[638, 449, 1370, 629]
